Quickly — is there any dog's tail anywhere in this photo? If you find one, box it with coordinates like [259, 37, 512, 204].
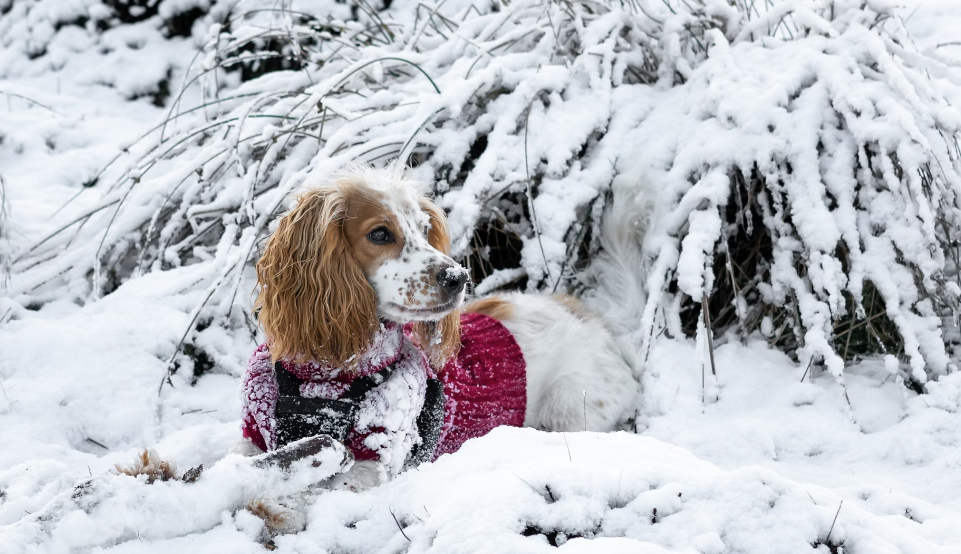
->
[583, 170, 654, 342]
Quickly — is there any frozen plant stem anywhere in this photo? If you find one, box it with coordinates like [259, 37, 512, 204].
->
[800, 358, 813, 382]
[826, 500, 843, 543]
[389, 508, 411, 541]
[583, 390, 587, 431]
[702, 296, 717, 377]
[523, 95, 552, 284]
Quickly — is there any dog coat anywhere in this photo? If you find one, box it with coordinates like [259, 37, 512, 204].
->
[241, 313, 526, 473]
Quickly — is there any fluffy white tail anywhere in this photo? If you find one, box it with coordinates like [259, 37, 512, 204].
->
[583, 171, 653, 340]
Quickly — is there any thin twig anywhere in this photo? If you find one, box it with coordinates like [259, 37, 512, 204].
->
[389, 508, 411, 541]
[702, 296, 717, 377]
[513, 472, 553, 503]
[826, 500, 843, 543]
[523, 94, 552, 284]
[399, 108, 445, 163]
[0, 90, 63, 115]
[544, 484, 556, 502]
[582, 390, 587, 431]
[799, 357, 813, 382]
[158, 268, 233, 393]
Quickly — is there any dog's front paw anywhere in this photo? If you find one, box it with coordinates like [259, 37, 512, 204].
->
[245, 497, 306, 538]
[114, 449, 177, 483]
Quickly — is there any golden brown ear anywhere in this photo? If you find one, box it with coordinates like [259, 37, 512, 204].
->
[420, 198, 452, 254]
[411, 315, 461, 370]
[414, 197, 461, 369]
[254, 186, 378, 366]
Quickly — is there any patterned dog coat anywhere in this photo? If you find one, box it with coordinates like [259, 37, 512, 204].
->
[241, 313, 526, 475]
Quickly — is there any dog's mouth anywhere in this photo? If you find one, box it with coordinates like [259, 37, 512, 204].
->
[385, 300, 460, 320]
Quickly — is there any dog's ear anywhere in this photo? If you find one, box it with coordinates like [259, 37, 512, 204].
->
[411, 316, 461, 370]
[413, 198, 462, 369]
[255, 187, 378, 366]
[419, 197, 451, 253]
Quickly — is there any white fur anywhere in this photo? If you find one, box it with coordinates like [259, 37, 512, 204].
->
[337, 166, 465, 323]
[582, 171, 654, 336]
[490, 293, 639, 432]
[371, 182, 458, 322]
[339, 166, 640, 433]
[321, 460, 386, 492]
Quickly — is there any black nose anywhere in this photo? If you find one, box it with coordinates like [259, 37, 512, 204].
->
[437, 266, 468, 296]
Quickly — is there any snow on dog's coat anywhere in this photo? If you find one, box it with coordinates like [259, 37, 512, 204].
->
[241, 165, 638, 484]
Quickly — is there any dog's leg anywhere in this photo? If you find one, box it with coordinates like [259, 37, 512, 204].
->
[240, 442, 385, 541]
[233, 436, 383, 492]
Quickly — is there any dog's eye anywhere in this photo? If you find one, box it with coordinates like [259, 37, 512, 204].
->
[367, 227, 394, 245]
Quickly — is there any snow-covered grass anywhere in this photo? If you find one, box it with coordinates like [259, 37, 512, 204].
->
[3, 0, 961, 552]
[3, 436, 351, 551]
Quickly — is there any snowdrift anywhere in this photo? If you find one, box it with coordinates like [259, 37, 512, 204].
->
[2, 428, 959, 553]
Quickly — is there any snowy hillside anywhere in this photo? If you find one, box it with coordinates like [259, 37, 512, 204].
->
[2, 0, 961, 552]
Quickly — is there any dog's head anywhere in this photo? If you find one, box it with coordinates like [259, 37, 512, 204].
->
[254, 166, 466, 368]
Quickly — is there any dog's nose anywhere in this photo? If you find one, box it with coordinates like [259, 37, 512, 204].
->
[437, 266, 468, 296]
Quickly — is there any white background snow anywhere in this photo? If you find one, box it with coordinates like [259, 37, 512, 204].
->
[2, 0, 961, 552]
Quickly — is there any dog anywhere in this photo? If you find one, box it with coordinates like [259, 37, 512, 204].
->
[238, 165, 639, 490]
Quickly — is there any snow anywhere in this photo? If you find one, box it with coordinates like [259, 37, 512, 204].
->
[3, 437, 351, 552]
[8, 423, 960, 552]
[2, 0, 961, 552]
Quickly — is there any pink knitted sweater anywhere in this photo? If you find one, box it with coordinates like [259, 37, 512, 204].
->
[241, 313, 526, 472]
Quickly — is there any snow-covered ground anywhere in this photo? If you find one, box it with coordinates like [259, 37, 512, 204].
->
[2, 0, 961, 552]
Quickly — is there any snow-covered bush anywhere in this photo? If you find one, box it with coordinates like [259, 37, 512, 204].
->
[610, 1, 961, 386]
[6, 0, 961, 385]
[643, 1, 961, 385]
[0, 0, 204, 105]
[0, 173, 8, 289]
